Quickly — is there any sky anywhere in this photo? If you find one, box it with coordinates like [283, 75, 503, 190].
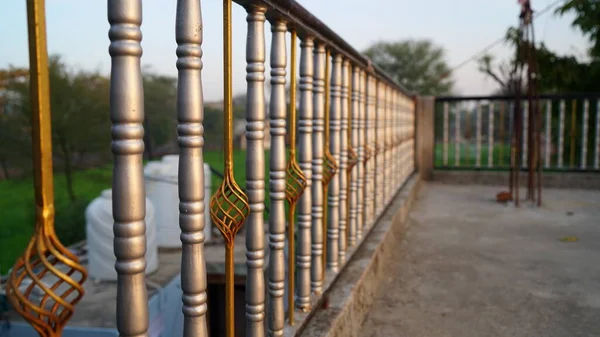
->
[0, 0, 590, 101]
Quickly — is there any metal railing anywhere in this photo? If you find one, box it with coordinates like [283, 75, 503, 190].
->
[434, 94, 600, 172]
[7, 1, 416, 336]
[108, 1, 415, 336]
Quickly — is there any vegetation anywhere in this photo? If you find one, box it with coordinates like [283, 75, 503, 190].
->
[0, 149, 271, 275]
[0, 56, 257, 275]
[478, 0, 600, 94]
[363, 39, 454, 95]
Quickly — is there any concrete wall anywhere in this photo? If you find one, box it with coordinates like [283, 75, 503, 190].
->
[433, 170, 600, 190]
[415, 96, 435, 180]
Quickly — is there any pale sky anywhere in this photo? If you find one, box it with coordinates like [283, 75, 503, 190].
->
[0, 0, 589, 101]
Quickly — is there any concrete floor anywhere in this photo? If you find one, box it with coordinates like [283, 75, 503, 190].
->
[360, 183, 600, 337]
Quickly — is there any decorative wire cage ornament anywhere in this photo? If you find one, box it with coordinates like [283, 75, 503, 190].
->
[347, 146, 359, 174]
[363, 145, 373, 164]
[285, 158, 307, 206]
[322, 148, 338, 186]
[5, 1, 87, 336]
[6, 216, 87, 337]
[209, 169, 250, 244]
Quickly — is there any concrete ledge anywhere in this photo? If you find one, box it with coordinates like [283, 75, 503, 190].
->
[432, 170, 600, 190]
[295, 174, 421, 337]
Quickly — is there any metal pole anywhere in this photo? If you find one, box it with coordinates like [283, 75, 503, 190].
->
[7, 1, 87, 336]
[209, 2, 250, 336]
[175, 0, 209, 335]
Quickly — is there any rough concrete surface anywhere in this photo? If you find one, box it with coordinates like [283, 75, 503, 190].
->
[296, 175, 420, 337]
[360, 183, 600, 337]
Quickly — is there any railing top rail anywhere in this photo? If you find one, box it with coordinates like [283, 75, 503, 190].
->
[234, 0, 415, 97]
[436, 92, 600, 102]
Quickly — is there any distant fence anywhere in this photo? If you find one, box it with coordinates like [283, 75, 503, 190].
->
[434, 93, 600, 172]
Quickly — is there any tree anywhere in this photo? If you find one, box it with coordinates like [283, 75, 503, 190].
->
[478, 30, 600, 94]
[141, 71, 178, 159]
[557, 0, 600, 59]
[363, 39, 454, 96]
[0, 68, 30, 179]
[3, 55, 111, 200]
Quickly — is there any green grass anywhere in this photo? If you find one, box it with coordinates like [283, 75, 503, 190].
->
[0, 165, 113, 274]
[0, 149, 272, 275]
[434, 143, 512, 168]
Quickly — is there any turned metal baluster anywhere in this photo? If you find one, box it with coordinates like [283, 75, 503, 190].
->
[522, 101, 529, 169]
[595, 99, 600, 170]
[244, 6, 267, 336]
[443, 102, 449, 167]
[326, 54, 342, 272]
[348, 66, 360, 247]
[558, 100, 565, 169]
[209, 1, 250, 336]
[310, 43, 325, 294]
[544, 101, 552, 168]
[267, 20, 287, 336]
[396, 93, 401, 184]
[356, 70, 365, 240]
[108, 2, 150, 337]
[488, 102, 495, 168]
[175, 1, 209, 336]
[375, 82, 383, 215]
[384, 85, 391, 204]
[296, 36, 314, 310]
[392, 91, 398, 191]
[475, 102, 482, 168]
[581, 99, 589, 169]
[338, 59, 349, 264]
[284, 30, 307, 325]
[364, 75, 375, 226]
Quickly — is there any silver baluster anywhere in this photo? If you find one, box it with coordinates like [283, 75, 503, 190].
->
[443, 102, 449, 166]
[558, 100, 565, 168]
[338, 59, 349, 263]
[108, 1, 149, 336]
[488, 102, 494, 168]
[175, 1, 209, 336]
[267, 19, 287, 337]
[356, 70, 365, 240]
[245, 6, 267, 336]
[375, 82, 383, 216]
[364, 75, 375, 227]
[476, 102, 482, 168]
[392, 90, 401, 195]
[455, 103, 461, 167]
[544, 100, 552, 168]
[595, 99, 600, 169]
[296, 36, 314, 310]
[310, 42, 325, 294]
[383, 86, 392, 205]
[522, 101, 529, 168]
[581, 99, 589, 169]
[348, 66, 360, 247]
[327, 54, 342, 271]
